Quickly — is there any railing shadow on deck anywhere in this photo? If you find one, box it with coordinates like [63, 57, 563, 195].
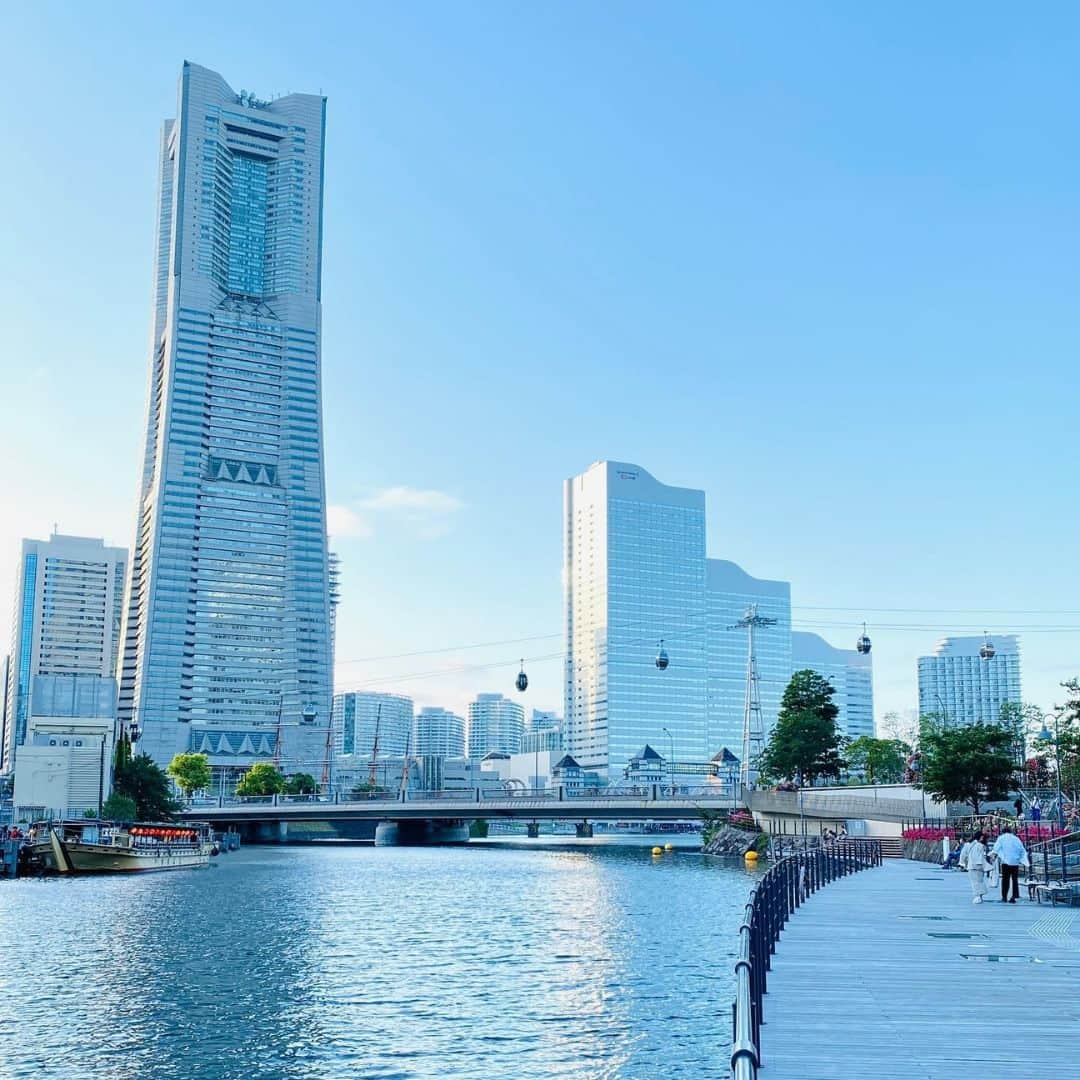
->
[731, 838, 882, 1080]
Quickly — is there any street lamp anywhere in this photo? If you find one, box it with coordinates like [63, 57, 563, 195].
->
[933, 693, 949, 729]
[1038, 711, 1066, 831]
[662, 726, 675, 794]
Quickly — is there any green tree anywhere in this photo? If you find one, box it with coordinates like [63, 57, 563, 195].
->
[101, 792, 138, 821]
[846, 736, 910, 784]
[113, 754, 180, 821]
[284, 772, 317, 795]
[235, 762, 287, 796]
[167, 752, 212, 798]
[917, 722, 1017, 814]
[759, 670, 845, 786]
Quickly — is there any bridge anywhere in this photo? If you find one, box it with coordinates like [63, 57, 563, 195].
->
[745, 784, 940, 826]
[180, 785, 737, 844]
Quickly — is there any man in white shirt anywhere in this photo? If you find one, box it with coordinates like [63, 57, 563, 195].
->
[991, 825, 1029, 903]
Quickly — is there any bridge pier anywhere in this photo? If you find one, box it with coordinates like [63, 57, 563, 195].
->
[527, 822, 540, 839]
[374, 820, 470, 846]
[575, 821, 594, 839]
[254, 821, 289, 844]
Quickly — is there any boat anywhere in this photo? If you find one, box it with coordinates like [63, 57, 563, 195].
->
[26, 819, 216, 874]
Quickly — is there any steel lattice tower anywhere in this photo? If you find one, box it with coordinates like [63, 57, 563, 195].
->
[728, 604, 777, 788]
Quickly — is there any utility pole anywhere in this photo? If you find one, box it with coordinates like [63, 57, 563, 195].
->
[729, 604, 777, 790]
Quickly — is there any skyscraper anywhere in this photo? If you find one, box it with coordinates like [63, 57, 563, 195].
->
[791, 631, 874, 740]
[332, 692, 413, 758]
[467, 693, 525, 757]
[2, 535, 126, 773]
[706, 559, 792, 756]
[118, 64, 332, 775]
[413, 707, 467, 758]
[917, 636, 1021, 727]
[564, 461, 707, 775]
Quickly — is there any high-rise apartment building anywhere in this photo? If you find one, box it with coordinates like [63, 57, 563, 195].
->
[522, 708, 563, 754]
[117, 63, 332, 774]
[332, 692, 413, 758]
[564, 462, 708, 775]
[791, 631, 874, 740]
[706, 559, 792, 756]
[413, 707, 466, 759]
[2, 535, 126, 772]
[467, 693, 525, 757]
[917, 636, 1021, 727]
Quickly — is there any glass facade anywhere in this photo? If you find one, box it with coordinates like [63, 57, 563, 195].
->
[917, 636, 1021, 727]
[332, 692, 413, 758]
[413, 707, 466, 759]
[790, 631, 875, 740]
[467, 694, 525, 757]
[118, 64, 332, 774]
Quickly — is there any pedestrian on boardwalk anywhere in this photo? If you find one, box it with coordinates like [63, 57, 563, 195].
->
[1031, 797, 1042, 823]
[965, 831, 990, 903]
[991, 825, 1029, 903]
[958, 833, 973, 872]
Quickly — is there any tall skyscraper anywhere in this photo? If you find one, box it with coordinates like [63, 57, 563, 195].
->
[522, 709, 563, 754]
[467, 693, 525, 757]
[791, 631, 874, 740]
[917, 635, 1021, 727]
[332, 692, 413, 758]
[2, 535, 126, 773]
[705, 559, 792, 756]
[564, 461, 707, 775]
[413, 707, 467, 758]
[117, 64, 332, 775]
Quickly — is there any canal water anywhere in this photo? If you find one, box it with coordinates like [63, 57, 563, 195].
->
[0, 842, 757, 1079]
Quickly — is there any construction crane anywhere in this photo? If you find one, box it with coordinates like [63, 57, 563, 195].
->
[728, 604, 777, 790]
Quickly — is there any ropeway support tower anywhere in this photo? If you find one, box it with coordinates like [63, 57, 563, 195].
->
[728, 604, 777, 788]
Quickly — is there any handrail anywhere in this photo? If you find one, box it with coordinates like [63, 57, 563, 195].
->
[730, 838, 882, 1079]
[1027, 829, 1080, 884]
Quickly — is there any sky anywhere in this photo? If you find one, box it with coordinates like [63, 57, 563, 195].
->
[2, 2, 1079, 730]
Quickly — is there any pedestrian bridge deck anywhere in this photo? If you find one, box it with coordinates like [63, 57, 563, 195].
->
[763, 858, 1080, 1080]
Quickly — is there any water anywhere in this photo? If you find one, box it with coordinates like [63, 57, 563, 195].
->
[0, 842, 756, 1079]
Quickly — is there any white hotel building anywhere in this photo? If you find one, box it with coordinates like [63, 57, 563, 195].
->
[918, 635, 1021, 727]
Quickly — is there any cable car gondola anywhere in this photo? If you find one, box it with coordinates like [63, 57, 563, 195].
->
[515, 660, 529, 693]
[980, 633, 995, 661]
[655, 640, 669, 671]
[856, 622, 872, 655]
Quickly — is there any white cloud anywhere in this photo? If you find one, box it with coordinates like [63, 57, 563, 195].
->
[356, 486, 463, 514]
[326, 504, 373, 539]
[328, 486, 463, 540]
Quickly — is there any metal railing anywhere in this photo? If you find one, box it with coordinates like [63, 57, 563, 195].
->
[1028, 829, 1080, 885]
[731, 838, 882, 1079]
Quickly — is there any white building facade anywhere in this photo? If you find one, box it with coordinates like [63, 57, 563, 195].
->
[413, 707, 466, 758]
[917, 635, 1021, 727]
[790, 631, 874, 740]
[564, 461, 707, 776]
[3, 534, 126, 773]
[467, 693, 525, 757]
[117, 64, 333, 777]
[332, 692, 414, 758]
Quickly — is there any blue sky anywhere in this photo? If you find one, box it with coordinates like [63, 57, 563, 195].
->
[2, 2, 1078, 727]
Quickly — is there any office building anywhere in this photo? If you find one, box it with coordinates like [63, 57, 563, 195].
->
[705, 559, 792, 755]
[522, 709, 562, 754]
[564, 461, 708, 776]
[3, 535, 126, 773]
[413, 707, 466, 759]
[117, 64, 333, 776]
[332, 692, 413, 758]
[917, 635, 1021, 727]
[791, 632, 874, 740]
[467, 693, 525, 757]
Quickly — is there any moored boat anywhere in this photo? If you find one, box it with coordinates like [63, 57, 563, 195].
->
[28, 819, 216, 874]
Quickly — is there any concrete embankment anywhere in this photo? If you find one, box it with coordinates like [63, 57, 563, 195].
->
[903, 838, 943, 863]
[702, 825, 766, 856]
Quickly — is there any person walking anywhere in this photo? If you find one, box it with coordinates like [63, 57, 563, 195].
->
[1031, 797, 1042, 823]
[991, 824, 1029, 903]
[966, 831, 990, 903]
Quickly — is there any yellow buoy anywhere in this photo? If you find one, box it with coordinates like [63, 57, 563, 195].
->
[744, 850, 759, 863]
[651, 846, 663, 856]
[664, 843, 674, 852]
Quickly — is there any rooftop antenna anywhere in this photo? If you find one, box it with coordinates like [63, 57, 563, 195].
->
[728, 603, 777, 790]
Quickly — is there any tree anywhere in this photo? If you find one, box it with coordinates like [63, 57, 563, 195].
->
[235, 762, 287, 797]
[759, 670, 845, 786]
[113, 753, 180, 821]
[917, 722, 1017, 814]
[101, 792, 138, 821]
[284, 772, 317, 795]
[846, 736, 910, 784]
[167, 753, 212, 798]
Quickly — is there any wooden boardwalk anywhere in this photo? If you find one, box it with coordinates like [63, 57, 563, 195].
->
[762, 858, 1080, 1079]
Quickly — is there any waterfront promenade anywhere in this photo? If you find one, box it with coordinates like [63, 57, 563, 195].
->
[763, 858, 1080, 1080]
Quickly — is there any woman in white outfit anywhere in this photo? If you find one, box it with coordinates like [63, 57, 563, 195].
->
[966, 830, 989, 903]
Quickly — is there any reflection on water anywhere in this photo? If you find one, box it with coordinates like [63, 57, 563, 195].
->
[0, 844, 757, 1079]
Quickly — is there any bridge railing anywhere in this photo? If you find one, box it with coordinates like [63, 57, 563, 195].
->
[731, 838, 882, 1080]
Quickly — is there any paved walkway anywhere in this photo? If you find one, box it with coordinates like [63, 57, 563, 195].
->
[762, 858, 1080, 1079]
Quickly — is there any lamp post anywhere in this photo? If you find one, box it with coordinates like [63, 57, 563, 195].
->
[933, 693, 949, 730]
[1039, 711, 1066, 831]
[662, 727, 675, 794]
